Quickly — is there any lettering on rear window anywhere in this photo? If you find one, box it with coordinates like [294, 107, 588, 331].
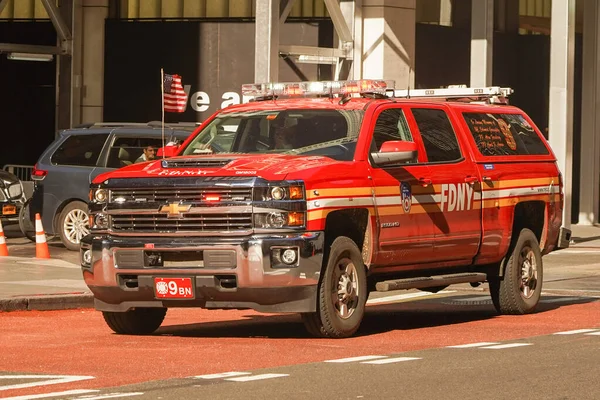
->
[463, 113, 549, 156]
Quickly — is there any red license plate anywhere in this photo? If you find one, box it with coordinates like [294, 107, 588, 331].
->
[2, 205, 16, 215]
[154, 277, 194, 299]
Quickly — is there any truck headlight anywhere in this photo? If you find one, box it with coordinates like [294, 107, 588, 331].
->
[94, 189, 108, 202]
[254, 212, 305, 229]
[255, 183, 304, 201]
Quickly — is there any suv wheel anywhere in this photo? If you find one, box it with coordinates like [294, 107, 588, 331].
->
[58, 200, 89, 251]
[18, 198, 36, 242]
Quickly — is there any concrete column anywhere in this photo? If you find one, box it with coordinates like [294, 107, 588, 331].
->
[470, 0, 493, 87]
[56, 0, 78, 131]
[80, 0, 108, 123]
[578, 0, 600, 225]
[548, 0, 576, 227]
[361, 0, 415, 89]
[254, 0, 279, 83]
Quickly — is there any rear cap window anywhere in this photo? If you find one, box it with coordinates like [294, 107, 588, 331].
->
[462, 113, 549, 156]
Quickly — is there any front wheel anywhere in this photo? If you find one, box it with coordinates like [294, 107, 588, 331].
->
[302, 236, 367, 338]
[58, 200, 89, 251]
[102, 308, 167, 335]
[489, 228, 543, 314]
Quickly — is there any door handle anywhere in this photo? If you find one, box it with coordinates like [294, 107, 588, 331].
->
[464, 176, 478, 184]
[418, 178, 432, 187]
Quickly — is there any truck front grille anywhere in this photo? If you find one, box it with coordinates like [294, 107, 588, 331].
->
[110, 187, 252, 203]
[111, 213, 252, 232]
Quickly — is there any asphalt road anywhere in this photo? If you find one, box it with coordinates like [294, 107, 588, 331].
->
[0, 292, 598, 399]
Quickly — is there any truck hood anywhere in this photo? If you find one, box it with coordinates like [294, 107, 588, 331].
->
[93, 154, 341, 183]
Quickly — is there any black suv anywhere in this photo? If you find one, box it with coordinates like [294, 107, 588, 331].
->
[0, 169, 26, 227]
[26, 122, 197, 250]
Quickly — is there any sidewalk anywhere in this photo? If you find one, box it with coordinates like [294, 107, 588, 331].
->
[0, 225, 599, 312]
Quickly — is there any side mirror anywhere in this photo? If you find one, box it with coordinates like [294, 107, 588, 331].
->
[157, 144, 180, 158]
[371, 140, 418, 166]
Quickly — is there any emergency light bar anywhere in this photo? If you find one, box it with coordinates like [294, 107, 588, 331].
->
[241, 79, 388, 98]
[391, 86, 514, 102]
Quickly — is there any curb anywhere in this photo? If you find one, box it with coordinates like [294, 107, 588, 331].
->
[0, 293, 94, 312]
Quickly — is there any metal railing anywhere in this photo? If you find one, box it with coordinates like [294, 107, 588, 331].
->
[2, 164, 33, 182]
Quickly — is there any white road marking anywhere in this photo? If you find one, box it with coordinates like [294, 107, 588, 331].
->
[540, 297, 580, 303]
[585, 331, 600, 336]
[194, 372, 251, 379]
[0, 375, 94, 391]
[1, 389, 97, 400]
[446, 342, 500, 348]
[324, 355, 388, 363]
[553, 329, 600, 335]
[480, 343, 533, 349]
[361, 357, 421, 365]
[367, 290, 456, 305]
[72, 393, 144, 399]
[225, 374, 288, 382]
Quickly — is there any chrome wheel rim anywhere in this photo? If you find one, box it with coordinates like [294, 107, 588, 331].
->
[63, 208, 89, 245]
[331, 257, 360, 319]
[519, 245, 538, 299]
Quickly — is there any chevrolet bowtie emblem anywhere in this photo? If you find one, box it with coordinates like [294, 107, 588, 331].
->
[159, 202, 192, 218]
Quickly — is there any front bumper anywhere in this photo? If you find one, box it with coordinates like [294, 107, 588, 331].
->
[80, 231, 324, 313]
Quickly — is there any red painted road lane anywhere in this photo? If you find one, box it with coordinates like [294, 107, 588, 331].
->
[0, 299, 599, 397]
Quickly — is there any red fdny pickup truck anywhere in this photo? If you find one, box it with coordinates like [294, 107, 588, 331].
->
[81, 80, 571, 338]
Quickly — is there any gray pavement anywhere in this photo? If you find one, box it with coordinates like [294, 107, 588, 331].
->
[0, 224, 599, 312]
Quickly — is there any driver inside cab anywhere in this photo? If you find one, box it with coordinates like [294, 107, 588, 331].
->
[271, 116, 297, 150]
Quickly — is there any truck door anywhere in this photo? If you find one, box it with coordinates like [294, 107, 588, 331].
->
[368, 105, 435, 267]
[409, 106, 482, 263]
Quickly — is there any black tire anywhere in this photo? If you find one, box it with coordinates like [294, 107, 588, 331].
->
[18, 198, 36, 242]
[58, 200, 89, 251]
[301, 236, 367, 338]
[489, 228, 543, 315]
[102, 308, 167, 335]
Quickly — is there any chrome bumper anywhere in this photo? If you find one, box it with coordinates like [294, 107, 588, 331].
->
[80, 232, 324, 313]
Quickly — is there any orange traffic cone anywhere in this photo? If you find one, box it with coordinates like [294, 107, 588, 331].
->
[35, 213, 50, 259]
[0, 219, 8, 256]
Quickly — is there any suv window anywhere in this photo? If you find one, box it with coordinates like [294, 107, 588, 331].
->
[106, 137, 165, 168]
[463, 113, 550, 156]
[51, 134, 109, 167]
[412, 108, 461, 163]
[371, 108, 413, 151]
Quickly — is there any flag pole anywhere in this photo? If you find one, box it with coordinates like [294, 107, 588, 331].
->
[160, 68, 165, 159]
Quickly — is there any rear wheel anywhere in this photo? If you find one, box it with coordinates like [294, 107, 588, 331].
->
[489, 228, 543, 314]
[302, 236, 367, 338]
[102, 308, 167, 335]
[58, 200, 89, 251]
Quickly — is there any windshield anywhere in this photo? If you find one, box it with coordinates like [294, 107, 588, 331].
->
[181, 109, 364, 161]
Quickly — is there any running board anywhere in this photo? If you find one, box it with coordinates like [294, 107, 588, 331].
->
[375, 272, 488, 292]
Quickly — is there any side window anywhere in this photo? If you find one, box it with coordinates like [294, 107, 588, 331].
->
[51, 134, 109, 167]
[371, 108, 413, 151]
[106, 137, 164, 168]
[463, 112, 550, 156]
[412, 108, 461, 162]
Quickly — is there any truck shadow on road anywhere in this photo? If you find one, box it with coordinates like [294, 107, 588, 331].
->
[155, 295, 598, 339]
